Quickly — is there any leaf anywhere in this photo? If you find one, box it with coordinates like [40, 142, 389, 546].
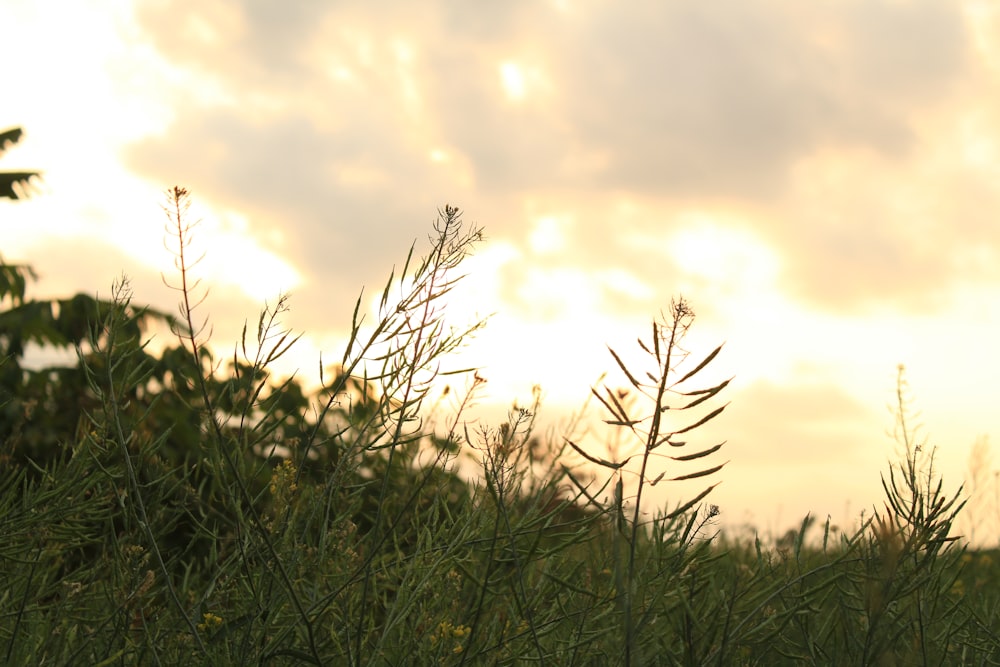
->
[680, 378, 732, 410]
[668, 462, 727, 482]
[665, 483, 720, 520]
[652, 321, 661, 364]
[380, 266, 395, 313]
[678, 344, 724, 384]
[604, 418, 642, 427]
[590, 386, 623, 423]
[343, 293, 364, 364]
[561, 465, 610, 509]
[638, 337, 652, 355]
[608, 346, 642, 389]
[0, 172, 42, 200]
[671, 403, 728, 436]
[399, 241, 416, 290]
[649, 433, 681, 450]
[565, 438, 625, 470]
[0, 263, 36, 306]
[669, 441, 726, 461]
[256, 306, 268, 342]
[0, 127, 24, 154]
[603, 385, 632, 423]
[240, 320, 249, 358]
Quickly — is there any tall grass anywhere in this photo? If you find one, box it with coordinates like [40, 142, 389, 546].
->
[2, 189, 999, 664]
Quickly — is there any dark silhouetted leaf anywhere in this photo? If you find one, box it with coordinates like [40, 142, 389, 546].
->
[680, 377, 732, 409]
[608, 346, 642, 389]
[566, 438, 625, 470]
[665, 483, 720, 520]
[0, 171, 42, 200]
[0, 127, 24, 154]
[672, 404, 728, 436]
[669, 441, 726, 461]
[668, 462, 727, 482]
[678, 344, 723, 384]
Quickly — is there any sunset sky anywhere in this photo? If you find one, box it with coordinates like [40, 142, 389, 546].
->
[3, 0, 1000, 537]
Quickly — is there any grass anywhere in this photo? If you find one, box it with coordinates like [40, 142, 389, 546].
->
[2, 188, 1000, 665]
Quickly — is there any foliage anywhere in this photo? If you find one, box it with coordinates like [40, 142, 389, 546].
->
[0, 127, 42, 200]
[1, 184, 998, 665]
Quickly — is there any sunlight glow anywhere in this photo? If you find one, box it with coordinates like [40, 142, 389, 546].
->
[966, 1, 1000, 73]
[327, 64, 354, 82]
[498, 60, 552, 103]
[529, 215, 568, 254]
[200, 211, 302, 303]
[597, 268, 653, 301]
[179, 2, 244, 47]
[426, 147, 476, 188]
[392, 38, 422, 117]
[500, 62, 527, 100]
[960, 112, 999, 168]
[667, 214, 779, 290]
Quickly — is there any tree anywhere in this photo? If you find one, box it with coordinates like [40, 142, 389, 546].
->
[0, 126, 179, 465]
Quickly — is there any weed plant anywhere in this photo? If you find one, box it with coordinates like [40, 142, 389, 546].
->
[2, 188, 1000, 665]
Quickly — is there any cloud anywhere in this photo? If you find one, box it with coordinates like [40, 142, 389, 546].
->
[717, 378, 881, 464]
[544, 1, 966, 197]
[123, 0, 983, 329]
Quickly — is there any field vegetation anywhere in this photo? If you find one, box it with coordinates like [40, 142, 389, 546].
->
[3, 130, 1000, 664]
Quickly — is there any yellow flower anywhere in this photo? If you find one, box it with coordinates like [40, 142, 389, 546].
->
[197, 612, 224, 632]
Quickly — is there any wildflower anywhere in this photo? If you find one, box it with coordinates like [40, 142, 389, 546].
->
[197, 612, 224, 632]
[430, 620, 470, 654]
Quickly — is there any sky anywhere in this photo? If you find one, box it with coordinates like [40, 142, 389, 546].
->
[3, 0, 1000, 540]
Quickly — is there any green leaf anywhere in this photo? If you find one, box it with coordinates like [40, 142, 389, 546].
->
[0, 172, 42, 199]
[0, 127, 24, 153]
[0, 262, 36, 305]
[665, 483, 720, 520]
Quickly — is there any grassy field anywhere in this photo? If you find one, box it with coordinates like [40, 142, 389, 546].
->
[2, 191, 999, 665]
